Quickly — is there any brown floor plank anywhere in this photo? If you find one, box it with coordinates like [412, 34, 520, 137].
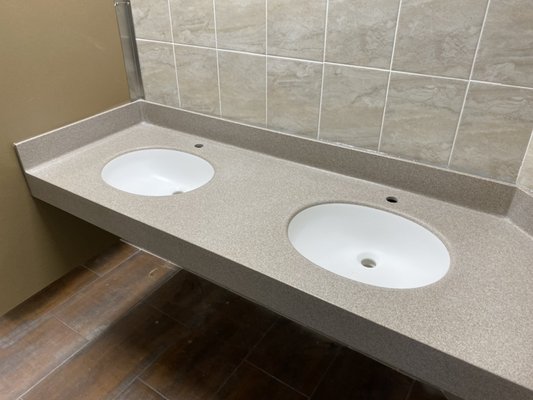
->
[247, 319, 339, 396]
[311, 347, 413, 400]
[23, 304, 183, 400]
[148, 271, 278, 349]
[115, 379, 167, 400]
[141, 326, 251, 400]
[215, 362, 307, 400]
[83, 241, 139, 276]
[408, 382, 449, 400]
[0, 266, 97, 346]
[0, 317, 86, 399]
[55, 252, 177, 340]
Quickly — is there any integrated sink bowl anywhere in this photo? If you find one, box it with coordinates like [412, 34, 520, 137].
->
[101, 148, 214, 196]
[288, 203, 450, 289]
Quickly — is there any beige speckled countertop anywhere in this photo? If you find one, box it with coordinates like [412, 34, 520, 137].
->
[16, 102, 533, 400]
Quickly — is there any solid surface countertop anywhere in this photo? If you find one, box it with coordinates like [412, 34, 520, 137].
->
[17, 106, 533, 400]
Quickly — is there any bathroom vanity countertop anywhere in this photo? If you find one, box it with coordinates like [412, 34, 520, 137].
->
[16, 103, 533, 400]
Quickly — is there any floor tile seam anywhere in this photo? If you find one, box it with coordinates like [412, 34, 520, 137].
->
[212, 318, 281, 398]
[138, 378, 173, 400]
[16, 337, 92, 399]
[53, 267, 178, 342]
[242, 360, 311, 399]
[83, 249, 141, 278]
[307, 346, 342, 399]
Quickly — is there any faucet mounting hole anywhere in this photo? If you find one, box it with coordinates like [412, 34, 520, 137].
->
[361, 258, 377, 268]
[194, 144, 204, 148]
[386, 196, 398, 203]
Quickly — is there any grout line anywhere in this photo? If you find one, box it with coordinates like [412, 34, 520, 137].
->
[166, 0, 181, 107]
[212, 0, 223, 117]
[16, 329, 92, 399]
[139, 379, 173, 400]
[446, 0, 492, 167]
[84, 249, 140, 278]
[516, 128, 533, 184]
[316, 0, 330, 140]
[403, 380, 416, 400]
[135, 38, 533, 91]
[213, 318, 279, 397]
[377, 0, 403, 151]
[265, 0, 269, 127]
[308, 347, 341, 398]
[244, 361, 311, 398]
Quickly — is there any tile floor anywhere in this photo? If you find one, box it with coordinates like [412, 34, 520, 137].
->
[0, 242, 458, 400]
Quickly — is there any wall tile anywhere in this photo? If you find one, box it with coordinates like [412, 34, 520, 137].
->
[326, 0, 400, 69]
[473, 0, 533, 88]
[216, 0, 266, 53]
[267, 58, 322, 137]
[381, 73, 466, 166]
[169, 0, 215, 47]
[518, 138, 533, 192]
[450, 83, 533, 182]
[131, 0, 171, 41]
[393, 0, 487, 78]
[219, 51, 266, 126]
[174, 45, 220, 115]
[268, 0, 327, 61]
[137, 40, 180, 108]
[320, 64, 388, 150]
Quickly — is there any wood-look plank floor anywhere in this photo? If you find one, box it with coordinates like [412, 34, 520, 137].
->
[0, 242, 458, 400]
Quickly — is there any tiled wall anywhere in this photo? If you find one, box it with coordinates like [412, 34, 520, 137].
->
[131, 0, 533, 190]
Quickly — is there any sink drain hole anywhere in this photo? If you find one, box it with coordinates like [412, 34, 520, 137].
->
[386, 196, 398, 203]
[361, 258, 377, 268]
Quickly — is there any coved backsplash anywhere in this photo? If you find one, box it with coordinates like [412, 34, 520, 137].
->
[130, 0, 533, 191]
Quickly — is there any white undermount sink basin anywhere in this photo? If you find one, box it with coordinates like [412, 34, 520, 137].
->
[101, 148, 214, 196]
[288, 203, 450, 289]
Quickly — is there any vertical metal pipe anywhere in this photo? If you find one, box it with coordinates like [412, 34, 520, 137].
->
[113, 0, 144, 100]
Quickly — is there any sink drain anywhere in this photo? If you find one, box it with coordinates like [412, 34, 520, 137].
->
[361, 258, 377, 268]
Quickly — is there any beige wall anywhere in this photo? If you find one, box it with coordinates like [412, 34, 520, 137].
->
[131, 0, 533, 185]
[0, 0, 130, 314]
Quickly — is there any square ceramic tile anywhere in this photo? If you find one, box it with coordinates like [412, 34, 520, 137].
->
[326, 0, 400, 68]
[169, 0, 215, 46]
[380, 73, 467, 166]
[267, 0, 327, 61]
[393, 0, 487, 78]
[450, 82, 533, 182]
[518, 137, 533, 192]
[136, 40, 180, 108]
[319, 64, 388, 150]
[219, 51, 266, 126]
[267, 58, 322, 137]
[216, 0, 266, 53]
[131, 0, 172, 41]
[174, 45, 220, 115]
[473, 0, 533, 88]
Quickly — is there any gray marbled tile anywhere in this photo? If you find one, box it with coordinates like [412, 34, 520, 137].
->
[267, 0, 327, 61]
[319, 64, 388, 150]
[137, 40, 180, 108]
[450, 83, 533, 182]
[216, 0, 266, 53]
[473, 0, 533, 88]
[131, 0, 172, 41]
[174, 45, 220, 115]
[326, 0, 400, 69]
[219, 51, 266, 126]
[518, 137, 533, 192]
[393, 0, 487, 78]
[169, 0, 215, 47]
[267, 58, 322, 137]
[380, 73, 467, 166]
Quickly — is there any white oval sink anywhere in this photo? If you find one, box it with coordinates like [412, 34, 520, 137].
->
[102, 149, 214, 196]
[288, 203, 450, 289]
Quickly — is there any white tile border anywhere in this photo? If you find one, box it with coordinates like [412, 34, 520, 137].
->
[166, 0, 181, 107]
[316, 0, 330, 140]
[212, 0, 223, 117]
